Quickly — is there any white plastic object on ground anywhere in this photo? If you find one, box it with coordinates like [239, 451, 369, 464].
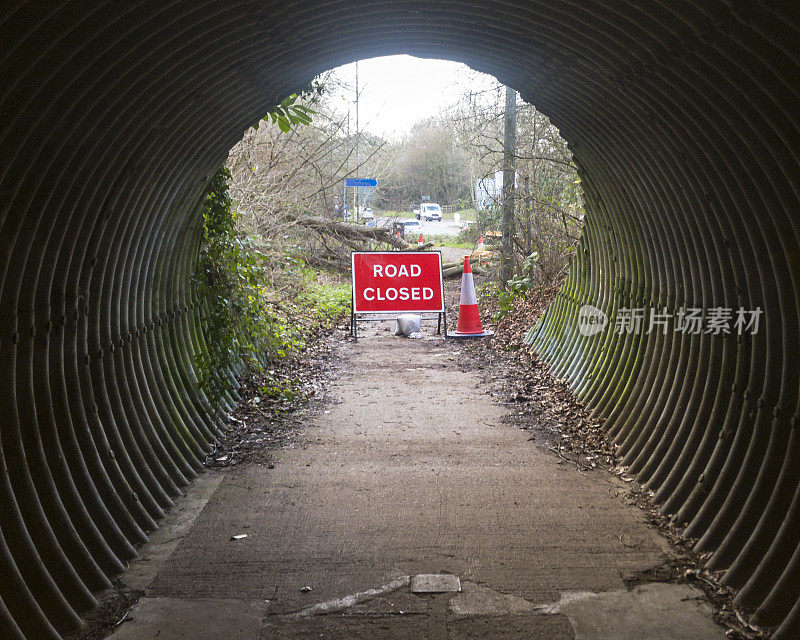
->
[396, 314, 422, 336]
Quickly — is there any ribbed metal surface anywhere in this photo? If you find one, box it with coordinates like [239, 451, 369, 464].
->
[1, 1, 798, 638]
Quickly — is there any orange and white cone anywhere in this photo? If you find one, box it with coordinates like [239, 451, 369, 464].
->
[418, 233, 424, 247]
[448, 256, 493, 338]
[477, 235, 484, 250]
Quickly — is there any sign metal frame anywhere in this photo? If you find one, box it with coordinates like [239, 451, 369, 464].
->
[350, 251, 447, 339]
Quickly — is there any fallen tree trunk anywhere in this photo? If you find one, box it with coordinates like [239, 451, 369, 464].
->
[404, 241, 435, 252]
[443, 265, 488, 279]
[443, 256, 494, 270]
[285, 213, 412, 250]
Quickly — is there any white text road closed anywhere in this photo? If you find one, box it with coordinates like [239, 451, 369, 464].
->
[362, 287, 435, 301]
[371, 264, 422, 278]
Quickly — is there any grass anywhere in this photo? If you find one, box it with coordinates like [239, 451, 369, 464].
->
[296, 269, 351, 327]
[426, 234, 474, 249]
[378, 209, 416, 219]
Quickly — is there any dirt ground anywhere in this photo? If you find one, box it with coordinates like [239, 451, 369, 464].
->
[95, 313, 730, 640]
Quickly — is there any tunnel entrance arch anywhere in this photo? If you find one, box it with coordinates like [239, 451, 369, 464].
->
[2, 2, 800, 638]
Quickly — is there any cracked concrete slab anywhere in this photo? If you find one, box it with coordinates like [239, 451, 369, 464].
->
[450, 581, 540, 615]
[411, 574, 462, 593]
[448, 613, 574, 639]
[107, 597, 266, 640]
[260, 613, 429, 639]
[121, 471, 224, 591]
[450, 581, 726, 639]
[559, 583, 727, 640]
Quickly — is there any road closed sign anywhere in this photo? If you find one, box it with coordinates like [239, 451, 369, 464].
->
[351, 252, 444, 313]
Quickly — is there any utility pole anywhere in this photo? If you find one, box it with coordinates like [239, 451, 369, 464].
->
[501, 85, 517, 287]
[523, 174, 531, 255]
[344, 103, 350, 220]
[330, 118, 335, 218]
[354, 61, 360, 222]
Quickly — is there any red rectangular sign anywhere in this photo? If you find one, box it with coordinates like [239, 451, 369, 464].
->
[352, 252, 444, 313]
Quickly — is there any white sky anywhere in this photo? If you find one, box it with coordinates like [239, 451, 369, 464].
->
[327, 55, 500, 140]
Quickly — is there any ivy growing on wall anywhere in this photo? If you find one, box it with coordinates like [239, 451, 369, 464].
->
[193, 166, 303, 405]
[193, 83, 326, 405]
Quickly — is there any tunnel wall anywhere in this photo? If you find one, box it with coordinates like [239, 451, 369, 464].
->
[1, 1, 799, 638]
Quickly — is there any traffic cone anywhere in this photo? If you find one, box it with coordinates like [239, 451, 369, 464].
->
[418, 233, 424, 247]
[477, 235, 484, 250]
[448, 256, 493, 338]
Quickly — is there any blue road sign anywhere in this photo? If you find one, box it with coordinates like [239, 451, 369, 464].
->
[345, 178, 378, 187]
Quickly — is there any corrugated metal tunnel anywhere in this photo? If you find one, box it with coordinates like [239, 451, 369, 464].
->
[1, 1, 799, 638]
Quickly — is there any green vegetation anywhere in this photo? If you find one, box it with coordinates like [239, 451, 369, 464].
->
[193, 169, 352, 407]
[192, 81, 363, 408]
[377, 209, 415, 219]
[227, 67, 581, 287]
[494, 252, 540, 320]
[455, 225, 481, 246]
[296, 270, 351, 326]
[425, 234, 474, 249]
[252, 80, 324, 132]
[194, 167, 305, 403]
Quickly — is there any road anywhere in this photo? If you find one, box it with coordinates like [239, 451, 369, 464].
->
[108, 328, 726, 640]
[376, 216, 469, 237]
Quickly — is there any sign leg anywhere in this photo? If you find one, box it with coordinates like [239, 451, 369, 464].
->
[350, 297, 357, 340]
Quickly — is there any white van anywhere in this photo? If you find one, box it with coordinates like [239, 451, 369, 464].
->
[416, 203, 442, 221]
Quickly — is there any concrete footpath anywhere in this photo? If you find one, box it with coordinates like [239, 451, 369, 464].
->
[109, 332, 726, 639]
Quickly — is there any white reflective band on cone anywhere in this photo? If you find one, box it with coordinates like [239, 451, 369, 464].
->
[460, 273, 477, 305]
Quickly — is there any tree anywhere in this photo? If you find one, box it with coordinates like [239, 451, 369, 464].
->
[443, 74, 583, 287]
[500, 86, 517, 287]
